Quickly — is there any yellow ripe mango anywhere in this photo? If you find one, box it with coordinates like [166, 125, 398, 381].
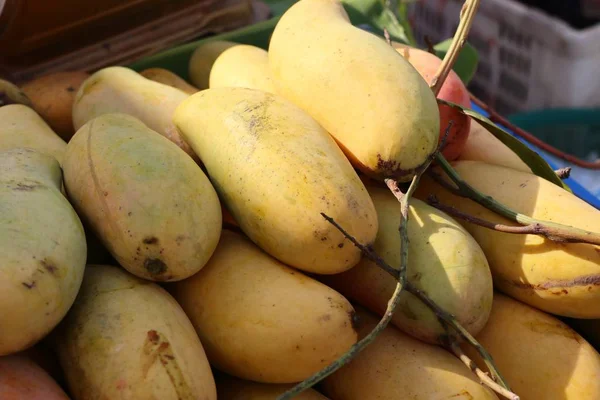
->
[463, 293, 600, 400]
[62, 113, 222, 282]
[0, 104, 66, 165]
[320, 184, 493, 344]
[72, 66, 196, 159]
[188, 40, 239, 89]
[415, 160, 600, 318]
[209, 44, 275, 93]
[321, 306, 498, 399]
[268, 0, 439, 180]
[459, 120, 532, 173]
[214, 372, 330, 400]
[168, 230, 358, 384]
[173, 87, 378, 274]
[0, 148, 86, 355]
[53, 264, 217, 400]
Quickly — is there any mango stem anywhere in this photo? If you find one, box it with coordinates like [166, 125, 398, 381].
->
[429, 0, 480, 95]
[316, 208, 515, 396]
[434, 154, 600, 246]
[275, 174, 419, 400]
[405, 281, 513, 393]
[449, 342, 520, 400]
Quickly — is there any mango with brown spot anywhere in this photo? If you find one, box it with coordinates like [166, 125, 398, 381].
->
[52, 264, 216, 400]
[415, 160, 600, 318]
[173, 87, 378, 274]
[62, 113, 222, 282]
[320, 184, 493, 344]
[0, 148, 86, 355]
[22, 71, 90, 141]
[169, 230, 358, 383]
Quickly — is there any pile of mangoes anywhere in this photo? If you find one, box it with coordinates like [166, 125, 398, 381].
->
[1, 0, 600, 399]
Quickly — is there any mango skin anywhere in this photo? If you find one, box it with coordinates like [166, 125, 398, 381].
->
[169, 230, 358, 384]
[463, 293, 600, 400]
[209, 44, 275, 93]
[0, 148, 87, 355]
[214, 372, 330, 400]
[63, 113, 222, 282]
[0, 355, 70, 400]
[321, 307, 498, 400]
[173, 87, 378, 274]
[53, 264, 217, 400]
[320, 185, 493, 344]
[459, 120, 532, 173]
[268, 0, 439, 180]
[22, 71, 90, 141]
[0, 104, 66, 165]
[140, 68, 199, 95]
[415, 160, 600, 318]
[188, 40, 239, 89]
[72, 66, 195, 159]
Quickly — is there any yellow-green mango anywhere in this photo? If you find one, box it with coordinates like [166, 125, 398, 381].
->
[463, 293, 600, 400]
[415, 160, 600, 318]
[214, 372, 330, 400]
[0, 148, 86, 355]
[63, 113, 222, 282]
[321, 306, 498, 399]
[209, 44, 275, 93]
[53, 264, 217, 400]
[268, 0, 439, 180]
[169, 230, 358, 383]
[173, 87, 377, 274]
[320, 184, 493, 344]
[72, 66, 196, 159]
[0, 104, 66, 165]
[188, 40, 239, 89]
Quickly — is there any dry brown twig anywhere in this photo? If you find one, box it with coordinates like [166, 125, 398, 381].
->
[433, 155, 600, 246]
[426, 195, 597, 244]
[449, 342, 520, 400]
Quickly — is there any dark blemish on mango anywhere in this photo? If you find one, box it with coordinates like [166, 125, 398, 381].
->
[145, 258, 167, 275]
[337, 243, 344, 248]
[143, 236, 159, 245]
[13, 183, 40, 191]
[128, 212, 132, 216]
[40, 259, 58, 275]
[66, 86, 75, 92]
[147, 330, 160, 344]
[318, 314, 332, 322]
[22, 281, 36, 289]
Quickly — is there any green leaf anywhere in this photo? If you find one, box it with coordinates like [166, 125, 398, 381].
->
[437, 99, 572, 191]
[341, 0, 411, 44]
[433, 39, 479, 86]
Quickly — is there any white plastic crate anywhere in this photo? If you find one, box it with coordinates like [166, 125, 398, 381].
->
[407, 0, 600, 115]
